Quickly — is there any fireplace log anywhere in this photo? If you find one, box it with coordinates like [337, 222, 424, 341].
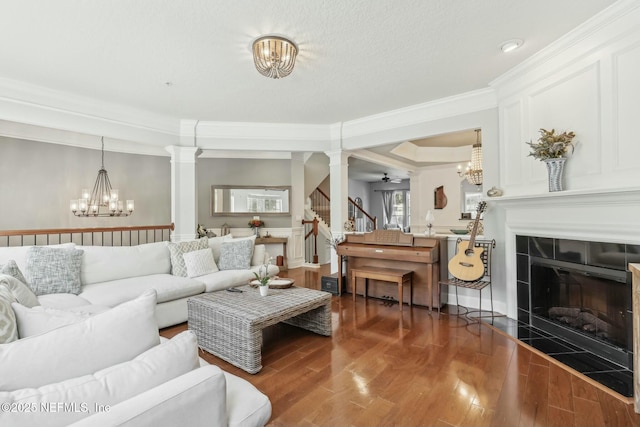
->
[549, 307, 581, 318]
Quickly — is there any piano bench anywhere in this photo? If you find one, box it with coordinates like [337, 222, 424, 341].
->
[351, 266, 413, 311]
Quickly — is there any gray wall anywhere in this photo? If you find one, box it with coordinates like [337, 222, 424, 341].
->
[197, 157, 292, 229]
[0, 137, 171, 230]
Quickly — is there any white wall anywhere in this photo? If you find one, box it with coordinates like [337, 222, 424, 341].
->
[0, 137, 171, 230]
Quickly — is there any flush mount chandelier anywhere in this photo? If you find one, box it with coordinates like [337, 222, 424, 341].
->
[457, 129, 483, 186]
[70, 137, 134, 217]
[252, 35, 298, 79]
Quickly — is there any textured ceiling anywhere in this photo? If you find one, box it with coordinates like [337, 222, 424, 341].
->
[0, 0, 616, 125]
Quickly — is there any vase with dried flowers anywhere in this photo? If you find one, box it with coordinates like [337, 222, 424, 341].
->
[525, 128, 577, 192]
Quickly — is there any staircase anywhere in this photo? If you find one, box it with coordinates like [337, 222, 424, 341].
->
[304, 186, 377, 265]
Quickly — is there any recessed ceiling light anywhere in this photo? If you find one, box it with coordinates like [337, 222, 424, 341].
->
[500, 39, 523, 53]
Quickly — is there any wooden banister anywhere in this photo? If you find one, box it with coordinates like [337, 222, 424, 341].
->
[348, 197, 377, 230]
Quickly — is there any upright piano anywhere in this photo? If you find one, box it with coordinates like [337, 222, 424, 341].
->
[337, 229, 448, 309]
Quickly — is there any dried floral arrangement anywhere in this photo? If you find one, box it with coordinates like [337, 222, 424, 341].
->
[526, 128, 576, 160]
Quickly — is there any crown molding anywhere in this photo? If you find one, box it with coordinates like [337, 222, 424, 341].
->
[341, 88, 497, 141]
[0, 76, 179, 149]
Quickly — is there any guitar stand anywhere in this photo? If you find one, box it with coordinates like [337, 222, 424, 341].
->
[438, 239, 505, 324]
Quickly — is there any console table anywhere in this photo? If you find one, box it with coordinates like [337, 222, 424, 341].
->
[256, 237, 288, 271]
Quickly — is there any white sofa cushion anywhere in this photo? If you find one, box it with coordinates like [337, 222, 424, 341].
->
[80, 274, 205, 306]
[0, 290, 160, 391]
[168, 238, 209, 277]
[12, 304, 108, 338]
[0, 243, 76, 275]
[183, 248, 218, 278]
[224, 371, 273, 427]
[196, 269, 256, 292]
[0, 285, 18, 344]
[25, 247, 84, 295]
[0, 330, 200, 427]
[68, 365, 228, 427]
[37, 293, 93, 310]
[78, 242, 171, 285]
[0, 274, 39, 308]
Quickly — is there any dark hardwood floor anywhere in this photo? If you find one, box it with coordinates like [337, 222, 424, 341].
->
[161, 265, 640, 427]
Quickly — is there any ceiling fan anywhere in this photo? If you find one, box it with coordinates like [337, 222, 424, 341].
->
[381, 173, 402, 184]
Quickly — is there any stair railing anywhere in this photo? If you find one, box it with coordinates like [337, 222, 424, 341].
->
[348, 197, 377, 232]
[310, 187, 330, 227]
[301, 218, 319, 264]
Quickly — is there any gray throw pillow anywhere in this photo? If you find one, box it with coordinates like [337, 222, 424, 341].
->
[218, 239, 254, 271]
[0, 260, 28, 286]
[24, 247, 84, 296]
[0, 284, 18, 343]
[167, 237, 208, 277]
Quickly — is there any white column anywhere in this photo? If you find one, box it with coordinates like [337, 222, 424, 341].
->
[325, 149, 350, 273]
[165, 146, 202, 242]
[289, 153, 306, 268]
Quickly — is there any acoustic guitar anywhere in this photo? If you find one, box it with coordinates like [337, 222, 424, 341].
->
[448, 201, 487, 281]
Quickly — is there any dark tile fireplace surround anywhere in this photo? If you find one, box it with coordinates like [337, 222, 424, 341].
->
[494, 235, 640, 398]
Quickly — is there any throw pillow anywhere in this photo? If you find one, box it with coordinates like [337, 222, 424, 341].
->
[0, 285, 18, 344]
[182, 248, 218, 278]
[0, 260, 28, 286]
[252, 244, 266, 266]
[11, 304, 94, 338]
[24, 247, 84, 296]
[0, 330, 200, 427]
[208, 234, 234, 263]
[0, 274, 39, 308]
[167, 237, 208, 277]
[0, 289, 160, 391]
[218, 239, 254, 271]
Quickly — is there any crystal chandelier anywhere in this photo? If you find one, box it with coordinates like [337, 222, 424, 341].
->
[457, 129, 483, 185]
[70, 137, 134, 217]
[252, 35, 298, 79]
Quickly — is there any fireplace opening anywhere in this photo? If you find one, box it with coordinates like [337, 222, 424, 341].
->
[530, 257, 631, 367]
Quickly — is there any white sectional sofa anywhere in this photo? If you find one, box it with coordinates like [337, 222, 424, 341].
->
[0, 290, 272, 427]
[0, 235, 280, 328]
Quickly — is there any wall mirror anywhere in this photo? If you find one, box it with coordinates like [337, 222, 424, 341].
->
[211, 185, 291, 215]
[460, 180, 483, 219]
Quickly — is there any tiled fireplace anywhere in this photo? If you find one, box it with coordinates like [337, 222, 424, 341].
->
[513, 235, 637, 396]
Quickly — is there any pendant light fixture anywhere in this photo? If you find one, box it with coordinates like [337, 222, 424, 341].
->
[70, 137, 134, 217]
[457, 129, 483, 186]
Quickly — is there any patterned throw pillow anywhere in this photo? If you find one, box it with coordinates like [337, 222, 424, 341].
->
[0, 284, 18, 343]
[167, 238, 208, 277]
[182, 248, 218, 278]
[218, 239, 254, 271]
[24, 247, 84, 296]
[0, 260, 28, 286]
[0, 275, 39, 308]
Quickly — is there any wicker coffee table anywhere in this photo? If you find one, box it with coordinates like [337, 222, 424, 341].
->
[187, 285, 332, 374]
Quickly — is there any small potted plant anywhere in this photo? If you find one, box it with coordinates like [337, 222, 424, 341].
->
[525, 128, 576, 192]
[253, 260, 271, 296]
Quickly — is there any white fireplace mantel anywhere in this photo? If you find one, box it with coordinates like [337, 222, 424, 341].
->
[490, 186, 640, 319]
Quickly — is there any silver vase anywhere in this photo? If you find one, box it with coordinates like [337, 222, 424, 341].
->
[544, 158, 566, 192]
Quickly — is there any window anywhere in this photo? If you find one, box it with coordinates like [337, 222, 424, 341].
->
[388, 190, 410, 230]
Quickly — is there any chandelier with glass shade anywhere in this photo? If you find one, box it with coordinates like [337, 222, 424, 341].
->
[70, 137, 134, 217]
[457, 129, 483, 185]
